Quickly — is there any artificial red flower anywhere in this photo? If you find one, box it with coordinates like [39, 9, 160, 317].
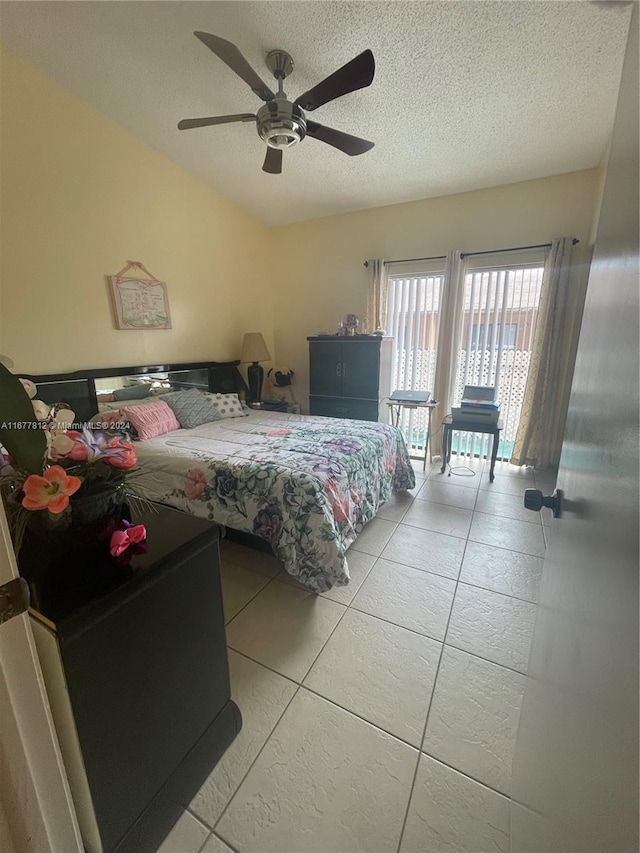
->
[64, 430, 90, 461]
[104, 438, 137, 469]
[22, 465, 82, 514]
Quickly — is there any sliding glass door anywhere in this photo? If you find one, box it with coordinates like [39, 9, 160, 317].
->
[386, 267, 444, 456]
[385, 251, 546, 464]
[453, 260, 545, 461]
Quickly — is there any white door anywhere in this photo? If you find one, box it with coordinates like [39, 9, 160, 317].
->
[0, 501, 82, 852]
[510, 8, 639, 851]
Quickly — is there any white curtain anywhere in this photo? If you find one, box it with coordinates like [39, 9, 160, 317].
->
[365, 259, 388, 334]
[431, 251, 466, 458]
[510, 238, 588, 470]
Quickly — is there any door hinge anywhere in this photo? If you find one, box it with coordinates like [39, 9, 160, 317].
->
[0, 577, 30, 626]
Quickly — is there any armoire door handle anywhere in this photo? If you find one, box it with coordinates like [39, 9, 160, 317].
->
[336, 363, 342, 377]
[342, 363, 347, 377]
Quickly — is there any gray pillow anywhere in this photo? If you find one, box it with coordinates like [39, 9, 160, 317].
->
[113, 384, 151, 401]
[164, 388, 221, 429]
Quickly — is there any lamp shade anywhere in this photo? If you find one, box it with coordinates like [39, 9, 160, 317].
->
[241, 332, 271, 363]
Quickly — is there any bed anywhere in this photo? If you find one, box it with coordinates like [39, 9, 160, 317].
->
[27, 360, 415, 592]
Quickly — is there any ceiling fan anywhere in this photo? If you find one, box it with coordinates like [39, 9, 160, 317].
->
[178, 32, 375, 174]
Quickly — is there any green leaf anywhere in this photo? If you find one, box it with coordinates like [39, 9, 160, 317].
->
[0, 363, 46, 474]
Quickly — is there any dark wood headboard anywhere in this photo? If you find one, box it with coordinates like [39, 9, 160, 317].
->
[26, 361, 249, 423]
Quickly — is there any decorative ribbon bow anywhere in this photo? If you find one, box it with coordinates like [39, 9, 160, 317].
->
[109, 520, 147, 562]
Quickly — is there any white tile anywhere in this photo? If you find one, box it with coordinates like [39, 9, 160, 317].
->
[424, 647, 526, 796]
[401, 755, 510, 853]
[540, 507, 554, 528]
[352, 559, 456, 641]
[376, 490, 415, 521]
[350, 516, 398, 556]
[276, 549, 376, 605]
[220, 561, 271, 623]
[305, 609, 441, 747]
[225, 581, 346, 681]
[460, 541, 543, 603]
[415, 479, 478, 510]
[157, 811, 209, 853]
[200, 833, 235, 853]
[474, 488, 541, 524]
[189, 651, 296, 827]
[381, 524, 466, 580]
[470, 512, 546, 558]
[490, 462, 535, 481]
[479, 471, 533, 496]
[221, 541, 282, 577]
[447, 583, 537, 673]
[402, 500, 473, 539]
[429, 462, 483, 487]
[410, 459, 432, 480]
[216, 689, 417, 853]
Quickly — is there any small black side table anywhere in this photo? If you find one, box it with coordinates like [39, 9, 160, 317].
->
[26, 503, 241, 853]
[440, 414, 503, 482]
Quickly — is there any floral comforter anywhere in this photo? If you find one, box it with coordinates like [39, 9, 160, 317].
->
[132, 411, 415, 592]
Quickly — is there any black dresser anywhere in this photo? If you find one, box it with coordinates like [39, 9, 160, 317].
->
[308, 335, 392, 421]
[26, 503, 241, 853]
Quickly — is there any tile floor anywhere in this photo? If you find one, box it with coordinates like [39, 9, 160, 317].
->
[158, 458, 554, 853]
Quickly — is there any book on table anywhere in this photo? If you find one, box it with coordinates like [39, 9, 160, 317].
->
[389, 390, 431, 404]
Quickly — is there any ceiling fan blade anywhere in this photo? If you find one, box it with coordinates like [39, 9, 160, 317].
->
[194, 31, 275, 102]
[295, 49, 375, 111]
[306, 121, 374, 156]
[177, 114, 256, 130]
[262, 147, 283, 174]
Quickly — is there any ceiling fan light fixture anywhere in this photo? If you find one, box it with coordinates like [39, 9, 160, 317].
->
[257, 101, 307, 149]
[263, 125, 302, 149]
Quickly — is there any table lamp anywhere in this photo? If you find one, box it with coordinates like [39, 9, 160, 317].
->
[241, 332, 271, 403]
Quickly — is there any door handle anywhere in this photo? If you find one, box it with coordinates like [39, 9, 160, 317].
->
[336, 363, 342, 377]
[524, 488, 563, 518]
[0, 577, 30, 626]
[342, 363, 347, 377]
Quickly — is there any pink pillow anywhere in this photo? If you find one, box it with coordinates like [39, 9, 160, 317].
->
[122, 400, 180, 440]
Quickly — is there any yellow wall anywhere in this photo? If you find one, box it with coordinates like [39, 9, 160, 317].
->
[0, 49, 273, 374]
[0, 50, 601, 409]
[271, 170, 600, 407]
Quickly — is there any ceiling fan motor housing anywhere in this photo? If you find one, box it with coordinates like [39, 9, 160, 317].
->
[257, 99, 307, 149]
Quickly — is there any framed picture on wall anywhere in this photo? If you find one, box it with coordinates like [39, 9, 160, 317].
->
[108, 261, 172, 330]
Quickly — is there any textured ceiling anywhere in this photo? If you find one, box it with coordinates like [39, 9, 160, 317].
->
[0, 1, 632, 225]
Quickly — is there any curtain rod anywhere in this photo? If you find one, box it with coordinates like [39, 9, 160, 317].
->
[363, 238, 579, 267]
[461, 238, 579, 259]
[363, 255, 446, 268]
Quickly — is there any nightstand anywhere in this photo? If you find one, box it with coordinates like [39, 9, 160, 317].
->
[25, 503, 241, 853]
[249, 400, 287, 412]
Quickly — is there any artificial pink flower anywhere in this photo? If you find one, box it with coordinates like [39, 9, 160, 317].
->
[184, 468, 207, 499]
[22, 465, 82, 514]
[110, 523, 147, 558]
[104, 438, 137, 469]
[266, 428, 292, 437]
[64, 430, 90, 461]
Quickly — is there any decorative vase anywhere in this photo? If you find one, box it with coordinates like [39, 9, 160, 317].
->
[24, 481, 127, 547]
